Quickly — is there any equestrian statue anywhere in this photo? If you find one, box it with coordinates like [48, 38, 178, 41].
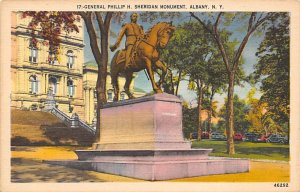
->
[110, 13, 176, 101]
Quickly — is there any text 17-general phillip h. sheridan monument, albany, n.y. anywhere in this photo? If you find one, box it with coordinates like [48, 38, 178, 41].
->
[46, 14, 249, 181]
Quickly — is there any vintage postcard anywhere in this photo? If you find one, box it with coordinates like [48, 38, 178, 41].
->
[1, 0, 300, 191]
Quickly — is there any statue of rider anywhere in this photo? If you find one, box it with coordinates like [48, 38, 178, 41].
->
[110, 13, 144, 69]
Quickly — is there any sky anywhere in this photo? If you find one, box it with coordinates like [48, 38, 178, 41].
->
[83, 12, 264, 109]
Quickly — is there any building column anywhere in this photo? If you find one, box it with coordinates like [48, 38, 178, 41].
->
[58, 77, 63, 96]
[84, 87, 89, 123]
[89, 88, 94, 123]
[40, 73, 44, 95]
[45, 74, 48, 93]
[62, 76, 65, 96]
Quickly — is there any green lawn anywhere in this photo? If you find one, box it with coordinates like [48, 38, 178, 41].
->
[192, 140, 289, 161]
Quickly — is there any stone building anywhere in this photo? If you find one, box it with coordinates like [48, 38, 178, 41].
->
[11, 12, 146, 124]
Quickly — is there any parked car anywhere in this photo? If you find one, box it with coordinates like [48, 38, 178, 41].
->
[266, 134, 288, 144]
[201, 132, 209, 139]
[257, 134, 269, 142]
[234, 133, 243, 141]
[189, 132, 210, 140]
[211, 132, 227, 140]
[244, 132, 260, 142]
[190, 132, 198, 140]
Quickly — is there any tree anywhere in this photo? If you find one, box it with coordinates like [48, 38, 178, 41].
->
[219, 95, 250, 134]
[173, 21, 216, 140]
[204, 55, 227, 138]
[22, 11, 123, 142]
[182, 106, 198, 139]
[245, 88, 268, 135]
[160, 37, 187, 96]
[190, 12, 274, 154]
[253, 13, 289, 129]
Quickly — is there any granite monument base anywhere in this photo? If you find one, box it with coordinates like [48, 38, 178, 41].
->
[45, 93, 249, 181]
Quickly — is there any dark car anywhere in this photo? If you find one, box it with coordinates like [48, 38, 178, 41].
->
[190, 132, 198, 140]
[234, 133, 243, 141]
[190, 132, 211, 140]
[266, 134, 288, 144]
[211, 132, 227, 140]
[244, 132, 260, 142]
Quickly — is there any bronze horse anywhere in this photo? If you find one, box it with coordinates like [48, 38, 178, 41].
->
[110, 22, 176, 101]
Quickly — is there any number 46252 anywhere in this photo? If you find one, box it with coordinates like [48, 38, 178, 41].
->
[274, 183, 289, 187]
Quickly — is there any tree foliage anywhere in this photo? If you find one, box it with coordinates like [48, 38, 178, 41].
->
[190, 12, 274, 154]
[22, 11, 80, 47]
[219, 95, 250, 134]
[254, 13, 289, 127]
[182, 106, 198, 138]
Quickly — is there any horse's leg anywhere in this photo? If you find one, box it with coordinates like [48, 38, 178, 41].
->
[144, 58, 163, 93]
[111, 54, 120, 101]
[124, 72, 135, 99]
[155, 60, 167, 87]
[112, 76, 119, 102]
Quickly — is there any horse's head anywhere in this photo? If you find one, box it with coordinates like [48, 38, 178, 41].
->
[157, 23, 176, 49]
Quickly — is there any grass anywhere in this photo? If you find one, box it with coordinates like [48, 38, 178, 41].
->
[192, 140, 289, 161]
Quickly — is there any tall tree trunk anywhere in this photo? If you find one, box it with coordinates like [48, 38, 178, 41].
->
[207, 89, 215, 139]
[81, 12, 113, 143]
[95, 30, 109, 142]
[227, 73, 235, 154]
[175, 71, 182, 96]
[197, 79, 203, 141]
[170, 72, 175, 95]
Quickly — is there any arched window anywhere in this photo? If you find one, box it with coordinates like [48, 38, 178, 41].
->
[29, 75, 38, 94]
[48, 46, 58, 65]
[107, 90, 113, 101]
[66, 50, 75, 68]
[49, 77, 58, 95]
[67, 80, 75, 97]
[29, 42, 38, 63]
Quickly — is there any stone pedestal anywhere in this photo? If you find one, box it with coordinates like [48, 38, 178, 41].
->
[46, 93, 249, 181]
[93, 93, 191, 150]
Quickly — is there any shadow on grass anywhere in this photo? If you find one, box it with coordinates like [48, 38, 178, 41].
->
[11, 158, 105, 182]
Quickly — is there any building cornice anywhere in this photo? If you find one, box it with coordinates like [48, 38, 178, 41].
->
[11, 30, 85, 48]
[11, 64, 83, 77]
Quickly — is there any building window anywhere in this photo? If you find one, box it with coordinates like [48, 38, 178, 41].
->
[66, 50, 75, 68]
[29, 75, 38, 94]
[48, 46, 60, 65]
[120, 92, 125, 100]
[29, 47, 38, 63]
[48, 50, 58, 65]
[107, 90, 113, 101]
[49, 77, 58, 95]
[67, 80, 75, 97]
